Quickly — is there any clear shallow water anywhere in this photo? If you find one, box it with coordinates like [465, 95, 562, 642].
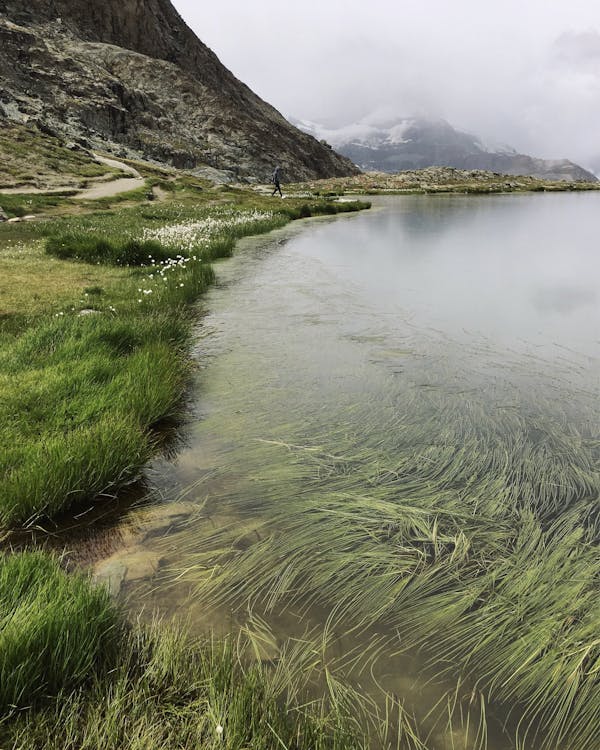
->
[107, 194, 599, 749]
[143, 192, 599, 495]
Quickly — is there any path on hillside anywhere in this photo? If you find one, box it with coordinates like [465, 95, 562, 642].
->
[75, 155, 145, 199]
[0, 155, 145, 199]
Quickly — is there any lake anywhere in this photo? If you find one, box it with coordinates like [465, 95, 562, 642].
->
[112, 193, 600, 750]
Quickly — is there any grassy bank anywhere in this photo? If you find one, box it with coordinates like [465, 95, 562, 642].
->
[0, 552, 387, 749]
[0, 192, 368, 527]
[0, 183, 373, 747]
[0, 551, 118, 714]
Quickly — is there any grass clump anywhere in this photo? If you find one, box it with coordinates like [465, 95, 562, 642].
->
[7, 628, 361, 750]
[0, 554, 377, 749]
[280, 200, 371, 221]
[0, 551, 118, 715]
[46, 233, 173, 266]
[0, 306, 210, 525]
[0, 191, 77, 218]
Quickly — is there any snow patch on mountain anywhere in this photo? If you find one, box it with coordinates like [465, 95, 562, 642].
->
[474, 136, 516, 156]
[291, 114, 596, 182]
[292, 116, 421, 148]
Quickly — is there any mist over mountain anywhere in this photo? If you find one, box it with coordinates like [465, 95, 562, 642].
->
[0, 0, 357, 181]
[295, 116, 597, 183]
[587, 156, 600, 178]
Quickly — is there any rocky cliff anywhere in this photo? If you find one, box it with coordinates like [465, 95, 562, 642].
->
[296, 117, 597, 183]
[0, 0, 358, 181]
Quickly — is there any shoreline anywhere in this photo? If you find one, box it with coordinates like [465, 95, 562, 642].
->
[0, 190, 369, 531]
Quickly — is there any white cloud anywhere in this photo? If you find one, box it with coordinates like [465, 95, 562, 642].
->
[173, 0, 600, 165]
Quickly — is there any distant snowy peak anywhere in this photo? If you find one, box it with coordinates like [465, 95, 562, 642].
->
[292, 117, 420, 149]
[291, 116, 596, 183]
[473, 137, 516, 156]
[294, 116, 512, 153]
[290, 118, 381, 148]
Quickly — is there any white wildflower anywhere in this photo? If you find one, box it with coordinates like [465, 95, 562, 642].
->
[140, 209, 274, 253]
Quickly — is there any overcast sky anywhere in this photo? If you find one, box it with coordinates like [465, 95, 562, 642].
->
[173, 1, 600, 167]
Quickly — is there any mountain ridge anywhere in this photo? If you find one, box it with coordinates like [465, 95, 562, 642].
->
[295, 116, 597, 183]
[0, 0, 358, 181]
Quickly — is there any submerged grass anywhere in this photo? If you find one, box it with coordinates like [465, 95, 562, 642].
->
[169, 344, 600, 749]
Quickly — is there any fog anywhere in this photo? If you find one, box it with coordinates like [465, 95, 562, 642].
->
[173, 0, 600, 169]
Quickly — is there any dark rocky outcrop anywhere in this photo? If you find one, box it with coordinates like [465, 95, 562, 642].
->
[0, 0, 358, 181]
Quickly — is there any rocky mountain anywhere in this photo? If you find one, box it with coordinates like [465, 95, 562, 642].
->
[0, 0, 358, 181]
[295, 117, 597, 183]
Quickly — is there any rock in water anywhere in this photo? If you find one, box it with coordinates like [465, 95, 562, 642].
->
[93, 559, 127, 596]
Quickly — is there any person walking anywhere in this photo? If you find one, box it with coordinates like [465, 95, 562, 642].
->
[271, 165, 283, 197]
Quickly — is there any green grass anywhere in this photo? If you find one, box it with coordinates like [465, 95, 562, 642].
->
[45, 234, 178, 265]
[0, 270, 213, 525]
[0, 123, 115, 191]
[0, 551, 118, 714]
[0, 627, 362, 749]
[0, 191, 78, 218]
[279, 200, 370, 220]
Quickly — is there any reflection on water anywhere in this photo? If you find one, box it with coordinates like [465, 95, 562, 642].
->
[292, 193, 600, 353]
[100, 194, 599, 749]
[531, 283, 597, 314]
